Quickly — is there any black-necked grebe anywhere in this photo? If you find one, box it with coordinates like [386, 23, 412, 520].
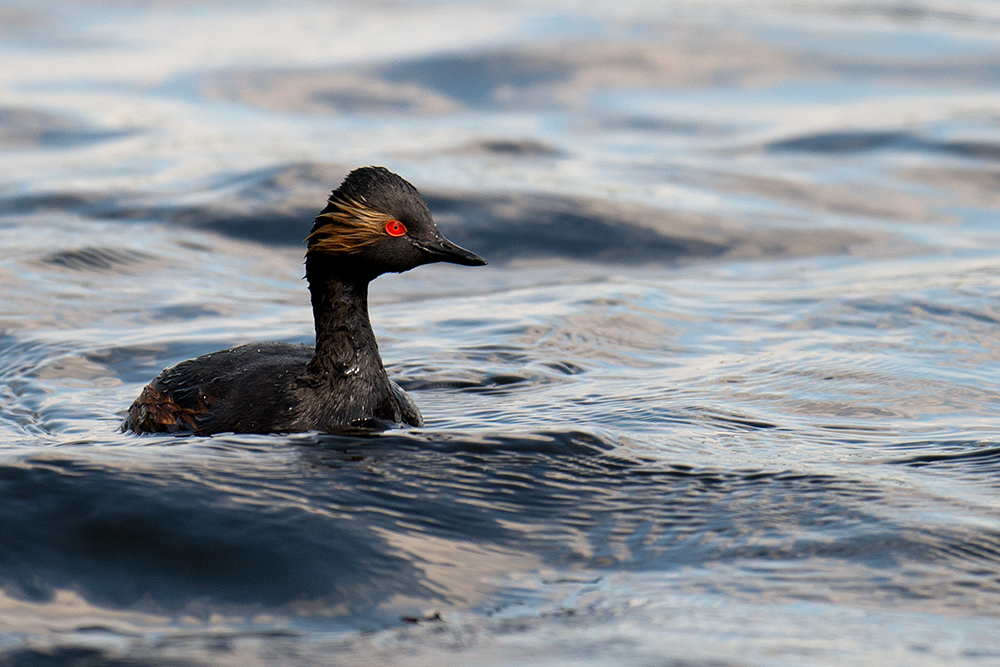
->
[122, 166, 486, 435]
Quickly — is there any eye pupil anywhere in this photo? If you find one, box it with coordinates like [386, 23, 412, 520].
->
[386, 220, 407, 237]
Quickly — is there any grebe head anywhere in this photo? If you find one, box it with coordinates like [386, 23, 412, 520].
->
[306, 166, 485, 278]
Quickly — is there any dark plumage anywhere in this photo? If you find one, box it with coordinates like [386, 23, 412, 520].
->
[122, 166, 486, 435]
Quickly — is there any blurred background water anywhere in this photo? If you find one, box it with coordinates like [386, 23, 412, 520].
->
[2, 0, 1000, 664]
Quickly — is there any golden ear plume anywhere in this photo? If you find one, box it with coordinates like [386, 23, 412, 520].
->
[306, 196, 390, 255]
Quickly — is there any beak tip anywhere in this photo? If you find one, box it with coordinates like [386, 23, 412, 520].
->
[449, 255, 487, 267]
[462, 254, 488, 267]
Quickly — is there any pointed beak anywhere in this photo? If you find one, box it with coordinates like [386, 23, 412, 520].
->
[414, 236, 487, 266]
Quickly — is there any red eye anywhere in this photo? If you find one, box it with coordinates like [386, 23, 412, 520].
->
[385, 219, 407, 237]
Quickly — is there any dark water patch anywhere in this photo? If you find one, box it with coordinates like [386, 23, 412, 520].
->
[0, 108, 132, 151]
[446, 139, 564, 158]
[395, 357, 580, 394]
[401, 371, 540, 393]
[703, 411, 778, 431]
[0, 454, 435, 618]
[307, 428, 621, 458]
[543, 360, 587, 375]
[425, 191, 876, 264]
[0, 645, 196, 667]
[769, 130, 912, 153]
[0, 193, 112, 217]
[427, 193, 724, 264]
[888, 440, 1000, 476]
[391, 374, 481, 391]
[152, 209, 308, 246]
[908, 299, 1000, 327]
[938, 140, 1000, 162]
[145, 305, 225, 322]
[592, 114, 736, 136]
[378, 52, 572, 108]
[311, 90, 426, 114]
[769, 129, 1000, 162]
[37, 247, 156, 274]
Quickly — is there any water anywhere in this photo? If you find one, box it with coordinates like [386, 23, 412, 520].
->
[2, 0, 1000, 664]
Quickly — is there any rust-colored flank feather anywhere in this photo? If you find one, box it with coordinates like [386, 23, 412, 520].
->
[129, 384, 213, 433]
[307, 195, 390, 255]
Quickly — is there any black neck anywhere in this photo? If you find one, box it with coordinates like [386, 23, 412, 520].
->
[305, 261, 385, 380]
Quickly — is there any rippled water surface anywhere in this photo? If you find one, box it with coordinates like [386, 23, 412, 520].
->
[3, 0, 1000, 664]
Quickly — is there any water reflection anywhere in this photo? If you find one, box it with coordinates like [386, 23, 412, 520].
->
[2, 0, 1000, 664]
[2, 428, 999, 636]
